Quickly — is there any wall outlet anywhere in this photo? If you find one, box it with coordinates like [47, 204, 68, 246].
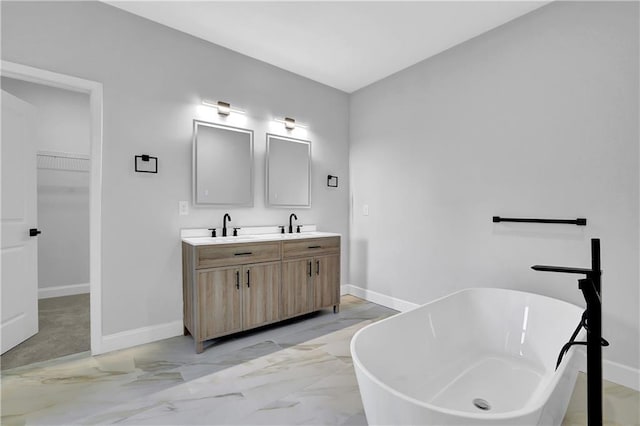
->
[363, 204, 369, 216]
[179, 201, 189, 216]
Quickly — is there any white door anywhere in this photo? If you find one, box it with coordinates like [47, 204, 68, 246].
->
[1, 89, 39, 354]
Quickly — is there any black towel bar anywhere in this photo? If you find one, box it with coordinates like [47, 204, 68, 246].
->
[493, 216, 587, 226]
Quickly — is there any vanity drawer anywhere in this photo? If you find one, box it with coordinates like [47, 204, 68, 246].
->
[282, 237, 340, 259]
[196, 242, 281, 269]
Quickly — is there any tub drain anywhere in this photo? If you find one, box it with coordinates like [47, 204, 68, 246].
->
[472, 398, 491, 411]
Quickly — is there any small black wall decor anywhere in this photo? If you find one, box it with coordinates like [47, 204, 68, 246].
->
[135, 154, 158, 173]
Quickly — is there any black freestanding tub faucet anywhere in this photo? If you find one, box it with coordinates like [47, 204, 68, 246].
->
[532, 238, 605, 426]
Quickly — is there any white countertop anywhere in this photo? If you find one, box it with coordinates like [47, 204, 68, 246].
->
[182, 231, 341, 246]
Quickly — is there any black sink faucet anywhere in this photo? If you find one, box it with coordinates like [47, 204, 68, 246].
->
[288, 213, 297, 234]
[223, 213, 231, 237]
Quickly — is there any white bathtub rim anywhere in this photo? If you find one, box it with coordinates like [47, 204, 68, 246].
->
[350, 287, 585, 421]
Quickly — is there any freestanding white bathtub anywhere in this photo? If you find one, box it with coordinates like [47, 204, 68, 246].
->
[351, 288, 585, 425]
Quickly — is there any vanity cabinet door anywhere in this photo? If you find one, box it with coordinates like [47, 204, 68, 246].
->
[281, 258, 313, 319]
[313, 254, 340, 311]
[197, 266, 243, 341]
[242, 261, 281, 330]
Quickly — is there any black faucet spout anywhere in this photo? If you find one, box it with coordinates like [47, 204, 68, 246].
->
[289, 213, 297, 234]
[223, 213, 231, 237]
[531, 265, 595, 275]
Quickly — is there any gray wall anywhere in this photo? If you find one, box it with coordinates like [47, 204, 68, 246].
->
[1, 78, 90, 292]
[350, 1, 639, 371]
[1, 1, 350, 335]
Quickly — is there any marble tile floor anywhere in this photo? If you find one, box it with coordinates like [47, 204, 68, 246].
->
[1, 295, 394, 425]
[1, 295, 638, 425]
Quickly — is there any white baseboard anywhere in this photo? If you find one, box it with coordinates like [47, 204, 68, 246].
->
[38, 283, 89, 299]
[100, 320, 183, 354]
[603, 359, 640, 391]
[577, 356, 640, 391]
[341, 284, 420, 312]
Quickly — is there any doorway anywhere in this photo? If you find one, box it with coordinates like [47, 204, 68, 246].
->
[0, 61, 103, 362]
[1, 78, 91, 369]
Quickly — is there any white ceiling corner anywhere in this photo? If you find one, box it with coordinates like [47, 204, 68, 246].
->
[105, 1, 551, 93]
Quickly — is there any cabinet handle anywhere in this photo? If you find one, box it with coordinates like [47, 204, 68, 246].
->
[308, 245, 321, 249]
[234, 252, 253, 256]
[246, 269, 251, 288]
[316, 260, 320, 275]
[308, 261, 312, 277]
[235, 270, 240, 290]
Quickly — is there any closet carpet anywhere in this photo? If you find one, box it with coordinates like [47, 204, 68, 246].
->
[1, 293, 90, 370]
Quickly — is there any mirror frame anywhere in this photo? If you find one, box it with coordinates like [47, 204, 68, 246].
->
[265, 133, 311, 208]
[192, 119, 254, 207]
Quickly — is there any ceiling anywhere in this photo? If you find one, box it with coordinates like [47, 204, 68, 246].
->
[106, 1, 550, 93]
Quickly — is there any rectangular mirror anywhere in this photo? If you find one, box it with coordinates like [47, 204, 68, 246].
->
[266, 133, 311, 208]
[193, 120, 253, 206]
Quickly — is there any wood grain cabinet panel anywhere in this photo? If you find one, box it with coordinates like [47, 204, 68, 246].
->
[242, 262, 281, 330]
[183, 235, 340, 353]
[282, 237, 340, 259]
[182, 243, 195, 336]
[197, 242, 281, 269]
[313, 254, 340, 311]
[282, 258, 313, 319]
[197, 266, 243, 342]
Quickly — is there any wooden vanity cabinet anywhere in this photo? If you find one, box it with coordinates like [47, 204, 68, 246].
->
[281, 254, 340, 319]
[281, 258, 314, 319]
[197, 266, 243, 340]
[183, 241, 281, 353]
[313, 254, 340, 311]
[281, 237, 341, 318]
[193, 262, 280, 352]
[242, 262, 281, 330]
[183, 235, 340, 353]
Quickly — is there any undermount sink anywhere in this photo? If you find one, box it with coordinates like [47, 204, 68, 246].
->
[230, 232, 325, 240]
[185, 236, 260, 244]
[254, 232, 325, 240]
[246, 234, 282, 240]
[280, 232, 323, 239]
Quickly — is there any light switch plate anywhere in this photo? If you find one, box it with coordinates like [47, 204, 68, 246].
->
[363, 204, 369, 216]
[179, 201, 189, 216]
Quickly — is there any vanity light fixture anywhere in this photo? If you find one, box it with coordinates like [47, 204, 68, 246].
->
[284, 117, 296, 129]
[274, 117, 308, 130]
[202, 99, 245, 116]
[215, 101, 231, 116]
